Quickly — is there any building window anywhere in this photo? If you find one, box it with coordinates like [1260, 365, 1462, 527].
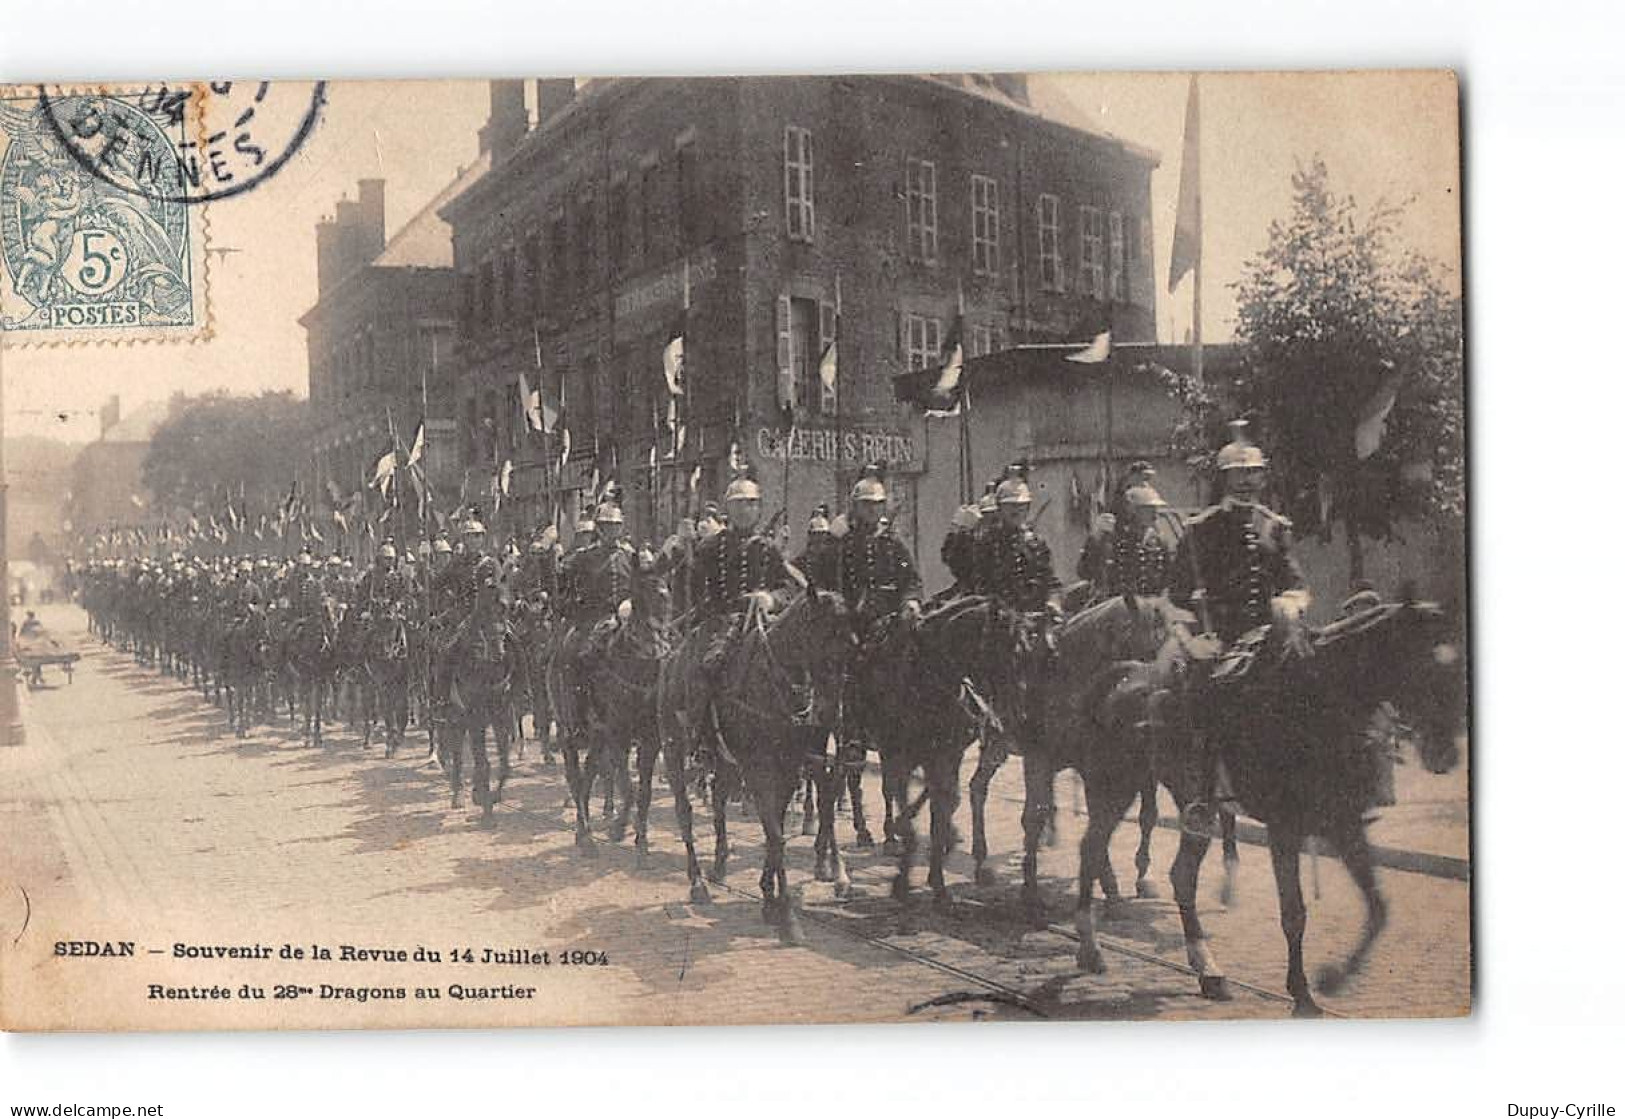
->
[903, 312, 943, 371]
[677, 144, 698, 247]
[498, 246, 515, 323]
[1109, 210, 1126, 301]
[478, 259, 495, 326]
[784, 126, 814, 243]
[548, 213, 567, 299]
[1079, 206, 1105, 299]
[608, 182, 628, 276]
[575, 192, 596, 289]
[639, 162, 659, 263]
[969, 323, 1004, 358]
[1038, 193, 1063, 291]
[971, 174, 1000, 276]
[905, 158, 938, 263]
[523, 232, 542, 315]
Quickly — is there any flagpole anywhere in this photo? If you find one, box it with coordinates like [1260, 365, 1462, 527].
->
[1191, 76, 1204, 386]
[423, 330, 435, 542]
[956, 278, 971, 505]
[832, 270, 845, 515]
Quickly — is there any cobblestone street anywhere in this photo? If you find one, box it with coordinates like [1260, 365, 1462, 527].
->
[0, 604, 1469, 1029]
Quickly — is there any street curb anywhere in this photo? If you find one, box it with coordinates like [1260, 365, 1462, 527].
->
[1152, 814, 1470, 882]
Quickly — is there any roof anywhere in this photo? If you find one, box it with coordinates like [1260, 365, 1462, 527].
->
[99, 400, 171, 444]
[373, 152, 492, 269]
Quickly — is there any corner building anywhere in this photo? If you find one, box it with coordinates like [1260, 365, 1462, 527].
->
[441, 75, 1158, 562]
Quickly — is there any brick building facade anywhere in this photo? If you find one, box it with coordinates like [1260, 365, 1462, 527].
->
[440, 75, 1159, 552]
[301, 171, 476, 531]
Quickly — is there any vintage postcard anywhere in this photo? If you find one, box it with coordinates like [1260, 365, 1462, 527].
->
[0, 72, 1467, 1030]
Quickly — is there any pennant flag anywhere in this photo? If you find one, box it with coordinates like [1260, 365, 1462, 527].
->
[1066, 329, 1113, 365]
[1354, 362, 1404, 460]
[676, 423, 687, 455]
[819, 338, 838, 391]
[688, 463, 702, 495]
[519, 372, 544, 434]
[925, 317, 966, 417]
[728, 440, 744, 474]
[663, 331, 686, 396]
[371, 444, 397, 495]
[334, 508, 349, 536]
[1168, 75, 1201, 294]
[406, 420, 426, 468]
[309, 520, 325, 544]
[130, 493, 146, 509]
[557, 428, 573, 471]
[499, 458, 514, 497]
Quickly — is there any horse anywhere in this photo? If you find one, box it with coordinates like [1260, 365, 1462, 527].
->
[659, 588, 855, 941]
[362, 601, 414, 757]
[441, 578, 524, 819]
[854, 596, 1025, 910]
[513, 595, 560, 764]
[547, 559, 668, 853]
[1077, 598, 1466, 1016]
[283, 598, 341, 747]
[221, 606, 272, 738]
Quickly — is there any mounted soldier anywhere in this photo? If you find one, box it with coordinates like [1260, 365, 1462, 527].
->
[357, 539, 409, 613]
[835, 464, 923, 640]
[1076, 467, 1180, 601]
[571, 497, 637, 676]
[1170, 419, 1312, 831]
[684, 467, 797, 718]
[792, 504, 839, 592]
[977, 464, 1063, 619]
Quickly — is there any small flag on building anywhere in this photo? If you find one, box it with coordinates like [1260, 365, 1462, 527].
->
[818, 338, 838, 391]
[663, 331, 686, 397]
[371, 445, 397, 496]
[925, 317, 966, 417]
[406, 420, 426, 468]
[1066, 330, 1112, 365]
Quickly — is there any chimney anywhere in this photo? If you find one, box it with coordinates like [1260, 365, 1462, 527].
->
[334, 199, 362, 280]
[315, 219, 340, 294]
[357, 179, 386, 261]
[479, 80, 529, 162]
[990, 73, 1030, 105]
[535, 78, 576, 126]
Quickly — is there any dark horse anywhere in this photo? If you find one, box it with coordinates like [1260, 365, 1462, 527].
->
[549, 558, 669, 857]
[550, 560, 670, 855]
[1074, 599, 1465, 1016]
[659, 589, 854, 941]
[854, 596, 1023, 909]
[284, 599, 341, 747]
[362, 602, 414, 757]
[442, 573, 524, 819]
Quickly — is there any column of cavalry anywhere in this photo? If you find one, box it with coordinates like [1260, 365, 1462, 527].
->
[73, 421, 1463, 1018]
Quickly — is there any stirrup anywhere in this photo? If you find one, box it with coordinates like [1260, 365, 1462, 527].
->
[1180, 800, 1218, 837]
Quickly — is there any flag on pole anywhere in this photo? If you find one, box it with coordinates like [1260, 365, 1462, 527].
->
[558, 428, 573, 471]
[499, 458, 514, 496]
[406, 420, 426, 468]
[370, 443, 397, 496]
[1065, 329, 1113, 365]
[925, 316, 966, 417]
[1354, 362, 1404, 460]
[1168, 75, 1202, 294]
[663, 331, 686, 396]
[818, 338, 838, 391]
[519, 371, 545, 434]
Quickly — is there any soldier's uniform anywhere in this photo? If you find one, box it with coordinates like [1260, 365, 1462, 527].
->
[1077, 481, 1180, 600]
[1169, 421, 1312, 832]
[792, 505, 839, 592]
[938, 496, 986, 602]
[1169, 429, 1308, 646]
[836, 471, 922, 635]
[976, 472, 1062, 615]
[693, 517, 795, 622]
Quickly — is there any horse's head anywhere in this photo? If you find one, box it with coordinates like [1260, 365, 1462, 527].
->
[1317, 599, 1466, 775]
[1383, 601, 1466, 774]
[630, 556, 671, 627]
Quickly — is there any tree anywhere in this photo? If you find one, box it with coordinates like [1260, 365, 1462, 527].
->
[142, 392, 311, 523]
[1218, 158, 1464, 582]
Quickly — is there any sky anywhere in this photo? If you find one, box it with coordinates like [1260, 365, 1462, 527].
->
[1, 71, 1460, 444]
